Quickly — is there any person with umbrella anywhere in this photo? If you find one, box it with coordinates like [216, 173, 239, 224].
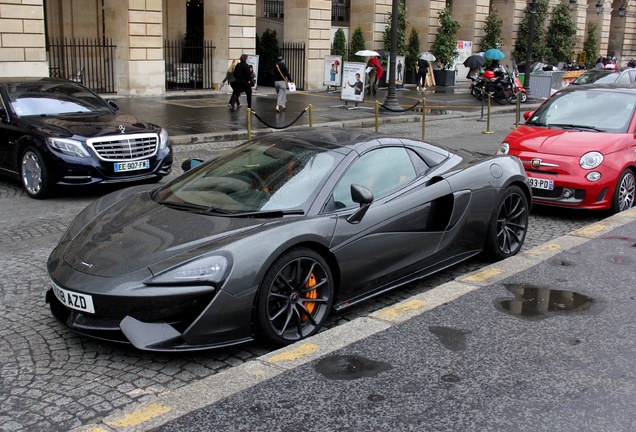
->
[463, 54, 485, 79]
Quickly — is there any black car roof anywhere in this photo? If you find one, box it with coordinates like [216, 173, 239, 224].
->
[0, 77, 73, 85]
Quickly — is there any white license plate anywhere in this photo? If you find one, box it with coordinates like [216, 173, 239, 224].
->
[114, 160, 149, 172]
[529, 177, 554, 190]
[52, 283, 95, 314]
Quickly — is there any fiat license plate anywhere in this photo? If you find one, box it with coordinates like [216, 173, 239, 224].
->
[529, 177, 554, 190]
[114, 160, 149, 172]
[52, 283, 95, 314]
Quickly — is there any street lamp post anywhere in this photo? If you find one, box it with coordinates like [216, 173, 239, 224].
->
[383, 0, 401, 111]
[523, 1, 537, 95]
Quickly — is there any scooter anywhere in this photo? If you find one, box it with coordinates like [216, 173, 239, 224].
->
[510, 71, 527, 103]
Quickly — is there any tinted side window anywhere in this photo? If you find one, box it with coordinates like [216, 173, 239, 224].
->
[332, 147, 416, 209]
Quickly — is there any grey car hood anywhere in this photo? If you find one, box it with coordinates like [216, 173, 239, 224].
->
[62, 192, 266, 277]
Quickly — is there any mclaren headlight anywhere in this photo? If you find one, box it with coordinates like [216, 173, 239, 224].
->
[47, 137, 91, 157]
[150, 255, 229, 284]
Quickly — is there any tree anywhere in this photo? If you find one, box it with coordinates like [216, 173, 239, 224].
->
[332, 28, 347, 60]
[406, 27, 420, 73]
[350, 26, 366, 62]
[383, 2, 407, 56]
[256, 29, 279, 86]
[430, 8, 460, 70]
[480, 9, 503, 52]
[583, 21, 599, 67]
[545, 3, 577, 65]
[512, 0, 549, 65]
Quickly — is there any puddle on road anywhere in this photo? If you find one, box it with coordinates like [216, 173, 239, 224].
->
[429, 326, 471, 351]
[315, 354, 391, 381]
[496, 283, 594, 319]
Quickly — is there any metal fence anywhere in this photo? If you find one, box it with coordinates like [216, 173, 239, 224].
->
[47, 37, 116, 93]
[280, 41, 306, 90]
[264, 0, 284, 17]
[164, 39, 215, 91]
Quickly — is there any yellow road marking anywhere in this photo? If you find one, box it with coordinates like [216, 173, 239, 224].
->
[377, 299, 427, 319]
[105, 403, 172, 428]
[574, 223, 607, 237]
[267, 343, 318, 363]
[463, 268, 503, 282]
[528, 243, 562, 256]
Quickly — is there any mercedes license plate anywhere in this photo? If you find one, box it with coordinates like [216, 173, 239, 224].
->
[114, 160, 149, 172]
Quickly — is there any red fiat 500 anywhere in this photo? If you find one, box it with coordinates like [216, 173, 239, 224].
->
[497, 84, 636, 213]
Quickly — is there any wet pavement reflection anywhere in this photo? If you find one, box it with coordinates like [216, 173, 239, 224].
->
[496, 283, 594, 319]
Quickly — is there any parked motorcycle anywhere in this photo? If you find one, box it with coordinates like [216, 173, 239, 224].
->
[469, 68, 527, 104]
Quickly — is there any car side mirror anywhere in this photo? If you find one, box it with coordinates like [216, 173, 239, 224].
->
[523, 111, 534, 121]
[107, 100, 119, 111]
[181, 158, 204, 172]
[346, 184, 374, 224]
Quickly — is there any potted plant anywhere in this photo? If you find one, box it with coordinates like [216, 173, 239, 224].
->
[430, 7, 460, 86]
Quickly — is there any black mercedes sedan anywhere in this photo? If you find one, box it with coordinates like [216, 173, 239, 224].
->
[47, 129, 531, 351]
[0, 78, 172, 198]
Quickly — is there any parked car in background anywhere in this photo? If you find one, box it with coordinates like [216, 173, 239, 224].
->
[0, 78, 172, 198]
[47, 129, 531, 351]
[570, 68, 636, 85]
[497, 84, 636, 213]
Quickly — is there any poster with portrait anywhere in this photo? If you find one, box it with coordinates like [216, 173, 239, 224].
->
[324, 55, 342, 87]
[394, 55, 406, 85]
[246, 54, 260, 90]
[340, 62, 367, 103]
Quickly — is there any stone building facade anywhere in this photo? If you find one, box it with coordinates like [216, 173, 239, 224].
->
[0, 0, 634, 95]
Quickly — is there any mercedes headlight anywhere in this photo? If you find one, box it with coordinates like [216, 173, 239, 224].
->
[47, 137, 91, 157]
[159, 128, 169, 150]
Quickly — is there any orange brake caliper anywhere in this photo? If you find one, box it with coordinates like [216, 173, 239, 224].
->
[301, 273, 318, 321]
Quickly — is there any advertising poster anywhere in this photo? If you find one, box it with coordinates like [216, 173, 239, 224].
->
[324, 55, 342, 87]
[395, 55, 405, 85]
[456, 41, 473, 81]
[246, 54, 260, 90]
[340, 62, 367, 103]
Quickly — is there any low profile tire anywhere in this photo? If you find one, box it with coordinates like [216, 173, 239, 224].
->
[20, 147, 52, 199]
[611, 168, 636, 213]
[255, 247, 334, 347]
[484, 185, 529, 261]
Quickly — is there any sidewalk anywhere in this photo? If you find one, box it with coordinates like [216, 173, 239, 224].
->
[110, 82, 543, 145]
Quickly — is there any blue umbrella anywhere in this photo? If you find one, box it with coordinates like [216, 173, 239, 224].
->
[484, 48, 505, 60]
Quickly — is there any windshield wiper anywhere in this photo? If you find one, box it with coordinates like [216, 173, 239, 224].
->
[159, 200, 233, 215]
[230, 209, 305, 218]
[549, 123, 603, 132]
[526, 120, 546, 126]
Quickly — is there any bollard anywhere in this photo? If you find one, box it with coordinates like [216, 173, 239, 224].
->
[308, 104, 313, 127]
[375, 100, 379, 133]
[421, 98, 426, 141]
[477, 85, 487, 122]
[482, 94, 494, 134]
[514, 92, 520, 129]
[247, 108, 252, 141]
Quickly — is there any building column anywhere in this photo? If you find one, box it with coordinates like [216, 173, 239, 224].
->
[0, 0, 48, 77]
[284, 0, 331, 90]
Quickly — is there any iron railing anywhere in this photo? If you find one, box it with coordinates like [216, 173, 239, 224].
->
[164, 39, 215, 91]
[332, 3, 350, 22]
[280, 41, 306, 90]
[47, 37, 116, 93]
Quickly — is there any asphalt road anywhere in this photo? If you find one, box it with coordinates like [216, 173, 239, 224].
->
[0, 111, 607, 432]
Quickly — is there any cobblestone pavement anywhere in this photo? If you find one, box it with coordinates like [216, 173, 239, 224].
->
[0, 113, 606, 431]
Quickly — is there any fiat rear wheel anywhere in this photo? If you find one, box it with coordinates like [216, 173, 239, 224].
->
[256, 248, 333, 346]
[612, 169, 635, 213]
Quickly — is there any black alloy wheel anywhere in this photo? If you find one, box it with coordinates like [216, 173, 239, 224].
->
[256, 248, 334, 346]
[484, 185, 529, 260]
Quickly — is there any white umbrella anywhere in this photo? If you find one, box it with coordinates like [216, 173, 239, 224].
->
[355, 50, 380, 57]
[418, 52, 436, 61]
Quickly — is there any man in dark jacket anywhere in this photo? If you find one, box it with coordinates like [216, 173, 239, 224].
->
[416, 57, 429, 92]
[228, 54, 254, 112]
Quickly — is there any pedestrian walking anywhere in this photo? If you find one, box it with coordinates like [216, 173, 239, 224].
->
[220, 58, 239, 91]
[228, 54, 254, 112]
[416, 57, 429, 92]
[274, 56, 293, 112]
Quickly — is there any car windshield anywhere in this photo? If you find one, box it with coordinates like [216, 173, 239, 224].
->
[156, 137, 339, 214]
[8, 81, 112, 117]
[526, 89, 636, 133]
